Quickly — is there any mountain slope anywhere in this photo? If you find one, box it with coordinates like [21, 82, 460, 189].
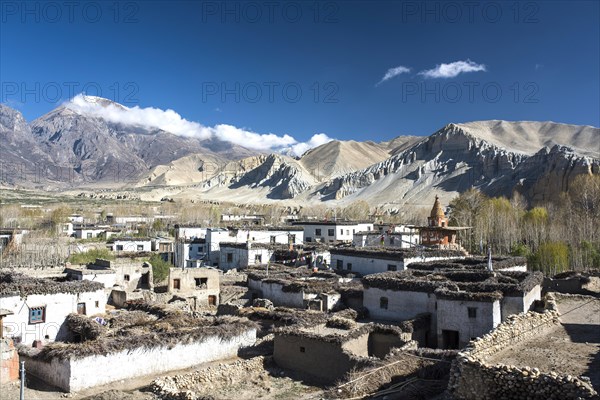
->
[298, 140, 395, 180]
[2, 98, 598, 207]
[311, 122, 599, 206]
[458, 120, 599, 158]
[27, 99, 257, 185]
[0, 104, 59, 186]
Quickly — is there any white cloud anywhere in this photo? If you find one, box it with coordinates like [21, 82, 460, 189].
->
[65, 94, 331, 155]
[377, 65, 411, 86]
[286, 133, 334, 157]
[419, 60, 486, 79]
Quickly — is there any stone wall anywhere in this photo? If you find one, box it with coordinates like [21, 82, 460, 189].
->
[448, 301, 598, 399]
[273, 333, 369, 383]
[152, 356, 267, 400]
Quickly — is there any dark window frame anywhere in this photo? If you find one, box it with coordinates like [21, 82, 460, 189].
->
[468, 307, 477, 318]
[380, 297, 388, 310]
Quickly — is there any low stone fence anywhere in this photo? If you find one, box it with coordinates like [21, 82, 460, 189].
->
[152, 356, 267, 400]
[448, 299, 598, 399]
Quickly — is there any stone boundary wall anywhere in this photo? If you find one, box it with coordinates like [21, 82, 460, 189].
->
[152, 356, 267, 400]
[448, 296, 598, 399]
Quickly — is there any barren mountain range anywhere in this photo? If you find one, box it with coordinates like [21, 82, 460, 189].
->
[1, 98, 598, 207]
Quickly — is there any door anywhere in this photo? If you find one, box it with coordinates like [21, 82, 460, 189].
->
[442, 330, 460, 349]
[208, 295, 217, 306]
[77, 302, 87, 315]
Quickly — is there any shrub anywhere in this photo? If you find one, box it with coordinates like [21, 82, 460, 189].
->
[68, 248, 115, 265]
[149, 254, 171, 284]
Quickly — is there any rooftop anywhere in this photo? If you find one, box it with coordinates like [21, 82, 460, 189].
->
[362, 269, 543, 301]
[407, 256, 527, 271]
[292, 220, 373, 226]
[330, 247, 466, 260]
[247, 264, 359, 294]
[0, 272, 104, 296]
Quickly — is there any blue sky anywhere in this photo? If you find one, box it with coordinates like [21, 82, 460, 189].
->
[1, 0, 599, 147]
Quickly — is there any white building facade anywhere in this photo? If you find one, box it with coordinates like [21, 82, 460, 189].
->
[294, 221, 374, 243]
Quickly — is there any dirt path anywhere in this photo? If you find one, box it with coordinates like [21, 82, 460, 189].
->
[486, 296, 600, 390]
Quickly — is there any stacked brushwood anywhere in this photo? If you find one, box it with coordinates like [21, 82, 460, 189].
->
[0, 272, 104, 296]
[66, 313, 105, 341]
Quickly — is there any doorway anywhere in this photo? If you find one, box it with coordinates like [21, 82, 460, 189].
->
[208, 295, 217, 306]
[442, 330, 460, 349]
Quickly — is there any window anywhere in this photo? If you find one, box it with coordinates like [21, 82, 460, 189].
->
[346, 230, 350, 235]
[95, 301, 99, 308]
[353, 229, 355, 234]
[347, 263, 352, 271]
[137, 244, 143, 251]
[300, 346, 306, 353]
[255, 254, 262, 263]
[29, 306, 45, 324]
[87, 232, 92, 239]
[336, 260, 343, 270]
[339, 229, 343, 235]
[387, 264, 397, 271]
[270, 235, 276, 244]
[77, 302, 86, 315]
[468, 307, 477, 318]
[227, 253, 233, 262]
[289, 234, 296, 244]
[173, 279, 181, 289]
[116, 245, 123, 251]
[306, 237, 312, 242]
[380, 297, 388, 310]
[195, 277, 208, 287]
[328, 229, 335, 237]
[124, 274, 130, 281]
[389, 237, 395, 245]
[315, 229, 322, 236]
[442, 221, 446, 227]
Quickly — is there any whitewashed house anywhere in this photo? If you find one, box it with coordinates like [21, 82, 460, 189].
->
[108, 237, 152, 253]
[219, 242, 274, 270]
[205, 227, 303, 268]
[174, 225, 208, 241]
[73, 225, 108, 239]
[0, 273, 106, 344]
[174, 238, 208, 268]
[362, 268, 543, 349]
[293, 220, 374, 243]
[353, 227, 420, 249]
[247, 266, 346, 311]
[330, 247, 466, 275]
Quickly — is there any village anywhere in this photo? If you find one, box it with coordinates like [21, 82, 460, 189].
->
[0, 196, 598, 400]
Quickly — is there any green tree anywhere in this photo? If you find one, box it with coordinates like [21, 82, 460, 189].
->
[149, 253, 171, 284]
[528, 242, 569, 276]
[448, 188, 486, 253]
